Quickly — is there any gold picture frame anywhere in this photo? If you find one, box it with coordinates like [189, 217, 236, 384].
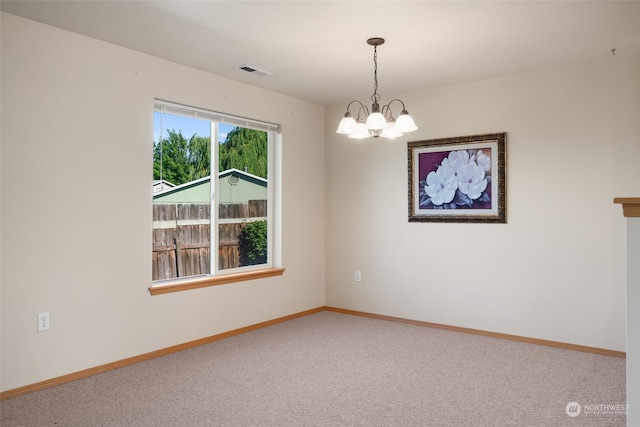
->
[408, 133, 506, 223]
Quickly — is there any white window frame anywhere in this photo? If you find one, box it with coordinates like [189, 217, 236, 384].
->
[150, 100, 284, 295]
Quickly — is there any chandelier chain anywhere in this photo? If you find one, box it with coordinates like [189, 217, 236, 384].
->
[371, 45, 380, 104]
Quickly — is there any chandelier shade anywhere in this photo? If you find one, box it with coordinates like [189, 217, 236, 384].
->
[395, 111, 418, 133]
[336, 38, 417, 140]
[365, 111, 386, 130]
[348, 122, 371, 139]
[336, 114, 357, 135]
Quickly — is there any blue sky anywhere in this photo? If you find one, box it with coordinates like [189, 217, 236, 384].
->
[153, 112, 235, 143]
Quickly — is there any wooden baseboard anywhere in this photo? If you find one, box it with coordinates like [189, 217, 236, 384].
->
[0, 307, 324, 401]
[1, 305, 624, 400]
[324, 306, 626, 359]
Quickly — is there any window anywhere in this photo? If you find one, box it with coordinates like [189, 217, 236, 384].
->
[151, 100, 283, 294]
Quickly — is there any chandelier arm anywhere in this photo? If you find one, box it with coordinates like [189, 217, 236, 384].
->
[380, 104, 393, 120]
[345, 100, 368, 114]
[384, 99, 407, 111]
[356, 105, 371, 122]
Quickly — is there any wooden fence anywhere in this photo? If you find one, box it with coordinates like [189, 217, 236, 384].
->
[152, 200, 266, 281]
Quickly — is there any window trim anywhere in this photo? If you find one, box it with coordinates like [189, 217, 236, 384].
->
[151, 100, 282, 293]
[154, 99, 279, 133]
[149, 268, 285, 295]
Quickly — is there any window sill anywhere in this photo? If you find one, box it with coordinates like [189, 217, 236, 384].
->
[149, 268, 285, 295]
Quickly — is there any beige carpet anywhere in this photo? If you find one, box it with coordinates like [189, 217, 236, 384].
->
[0, 311, 626, 426]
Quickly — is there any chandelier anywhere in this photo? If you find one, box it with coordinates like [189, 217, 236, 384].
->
[336, 37, 418, 139]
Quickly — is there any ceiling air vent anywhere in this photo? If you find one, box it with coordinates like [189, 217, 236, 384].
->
[239, 65, 272, 77]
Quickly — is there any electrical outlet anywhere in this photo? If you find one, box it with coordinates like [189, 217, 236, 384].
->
[38, 312, 50, 332]
[355, 271, 362, 282]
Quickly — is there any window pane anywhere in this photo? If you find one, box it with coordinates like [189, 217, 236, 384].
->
[218, 125, 269, 270]
[152, 105, 273, 282]
[152, 112, 212, 281]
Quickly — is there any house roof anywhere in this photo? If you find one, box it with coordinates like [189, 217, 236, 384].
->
[219, 168, 267, 186]
[153, 179, 175, 191]
[153, 176, 210, 199]
[153, 169, 266, 199]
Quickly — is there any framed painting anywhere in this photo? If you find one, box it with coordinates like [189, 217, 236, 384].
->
[408, 133, 506, 223]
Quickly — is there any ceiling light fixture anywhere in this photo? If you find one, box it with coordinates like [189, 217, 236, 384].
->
[336, 37, 417, 139]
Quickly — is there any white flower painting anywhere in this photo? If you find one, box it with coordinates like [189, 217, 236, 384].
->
[408, 133, 506, 223]
[421, 149, 492, 209]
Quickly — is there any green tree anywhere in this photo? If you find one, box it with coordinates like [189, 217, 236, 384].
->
[238, 220, 267, 266]
[187, 134, 211, 181]
[153, 130, 210, 185]
[219, 128, 267, 178]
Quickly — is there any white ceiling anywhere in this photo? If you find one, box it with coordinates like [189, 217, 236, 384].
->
[2, 1, 639, 106]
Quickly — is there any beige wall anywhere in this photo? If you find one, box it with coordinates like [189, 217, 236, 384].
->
[0, 13, 325, 391]
[326, 55, 640, 353]
[2, 10, 639, 394]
